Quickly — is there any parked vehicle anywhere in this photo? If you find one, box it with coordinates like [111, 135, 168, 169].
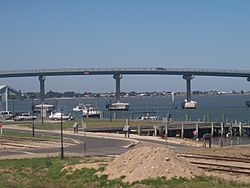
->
[0, 111, 14, 120]
[49, 112, 74, 121]
[13, 113, 37, 121]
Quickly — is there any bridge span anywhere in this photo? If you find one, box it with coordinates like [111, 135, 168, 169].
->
[1, 67, 250, 78]
[1, 67, 250, 111]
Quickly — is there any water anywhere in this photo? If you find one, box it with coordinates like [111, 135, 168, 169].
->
[3, 95, 250, 122]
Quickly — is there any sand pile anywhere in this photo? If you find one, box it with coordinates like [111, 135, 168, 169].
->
[101, 146, 204, 182]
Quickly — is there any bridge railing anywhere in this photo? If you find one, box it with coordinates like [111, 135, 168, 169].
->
[0, 67, 250, 77]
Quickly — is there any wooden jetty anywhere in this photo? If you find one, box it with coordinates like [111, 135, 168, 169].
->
[83, 120, 250, 138]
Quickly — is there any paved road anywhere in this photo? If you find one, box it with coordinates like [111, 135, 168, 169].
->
[0, 128, 131, 157]
[0, 128, 193, 158]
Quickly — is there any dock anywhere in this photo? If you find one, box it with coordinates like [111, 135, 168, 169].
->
[81, 120, 250, 138]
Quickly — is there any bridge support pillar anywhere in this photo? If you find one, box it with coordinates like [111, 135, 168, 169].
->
[39, 76, 46, 123]
[113, 74, 122, 103]
[39, 76, 46, 104]
[183, 75, 194, 102]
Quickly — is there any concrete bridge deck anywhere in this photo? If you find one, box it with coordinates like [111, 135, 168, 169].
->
[1, 67, 250, 113]
[1, 67, 250, 78]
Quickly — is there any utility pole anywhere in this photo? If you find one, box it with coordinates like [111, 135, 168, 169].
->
[31, 97, 35, 138]
[60, 108, 64, 159]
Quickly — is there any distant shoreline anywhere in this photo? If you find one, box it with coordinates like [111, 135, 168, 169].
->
[9, 92, 250, 101]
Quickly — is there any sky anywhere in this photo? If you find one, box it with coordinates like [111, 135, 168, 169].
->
[0, 0, 250, 93]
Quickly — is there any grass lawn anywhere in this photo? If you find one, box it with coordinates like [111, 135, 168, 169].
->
[0, 156, 249, 188]
[1, 129, 59, 140]
[4, 118, 163, 130]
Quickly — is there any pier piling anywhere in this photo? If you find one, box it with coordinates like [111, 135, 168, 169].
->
[239, 122, 242, 136]
[220, 122, 224, 136]
[181, 124, 184, 138]
[211, 122, 214, 137]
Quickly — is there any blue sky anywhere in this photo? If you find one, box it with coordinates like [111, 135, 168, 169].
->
[0, 0, 250, 92]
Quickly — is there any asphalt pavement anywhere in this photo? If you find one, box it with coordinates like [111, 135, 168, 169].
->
[0, 127, 194, 159]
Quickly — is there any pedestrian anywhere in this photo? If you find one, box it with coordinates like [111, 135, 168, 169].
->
[76, 122, 78, 133]
[167, 113, 173, 122]
[73, 122, 78, 133]
[193, 130, 198, 141]
[160, 127, 164, 138]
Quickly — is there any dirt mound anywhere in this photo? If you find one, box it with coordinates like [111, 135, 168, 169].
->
[101, 146, 204, 182]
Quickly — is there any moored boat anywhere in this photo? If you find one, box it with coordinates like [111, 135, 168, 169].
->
[181, 100, 197, 109]
[73, 104, 85, 112]
[106, 102, 129, 111]
[73, 104, 102, 118]
[32, 103, 55, 113]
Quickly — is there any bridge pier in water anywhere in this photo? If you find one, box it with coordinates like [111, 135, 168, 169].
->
[183, 74, 194, 102]
[39, 75, 46, 104]
[113, 74, 122, 103]
[39, 75, 46, 123]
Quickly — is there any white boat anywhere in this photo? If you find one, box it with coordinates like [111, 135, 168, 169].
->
[181, 100, 197, 109]
[73, 104, 102, 118]
[106, 102, 129, 111]
[139, 116, 160, 120]
[73, 104, 85, 112]
[32, 104, 55, 112]
[49, 112, 74, 121]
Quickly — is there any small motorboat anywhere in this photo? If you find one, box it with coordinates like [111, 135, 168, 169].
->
[73, 104, 85, 112]
[49, 112, 74, 121]
[106, 102, 129, 111]
[32, 103, 55, 112]
[181, 100, 197, 109]
[73, 104, 102, 118]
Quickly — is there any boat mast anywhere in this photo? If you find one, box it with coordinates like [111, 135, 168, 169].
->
[171, 92, 175, 107]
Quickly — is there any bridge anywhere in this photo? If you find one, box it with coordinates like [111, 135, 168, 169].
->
[1, 67, 250, 78]
[1, 67, 250, 106]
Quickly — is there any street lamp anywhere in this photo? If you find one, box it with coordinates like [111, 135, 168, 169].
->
[12, 100, 15, 114]
[41, 102, 44, 124]
[82, 114, 87, 158]
[60, 108, 64, 159]
[31, 97, 35, 138]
